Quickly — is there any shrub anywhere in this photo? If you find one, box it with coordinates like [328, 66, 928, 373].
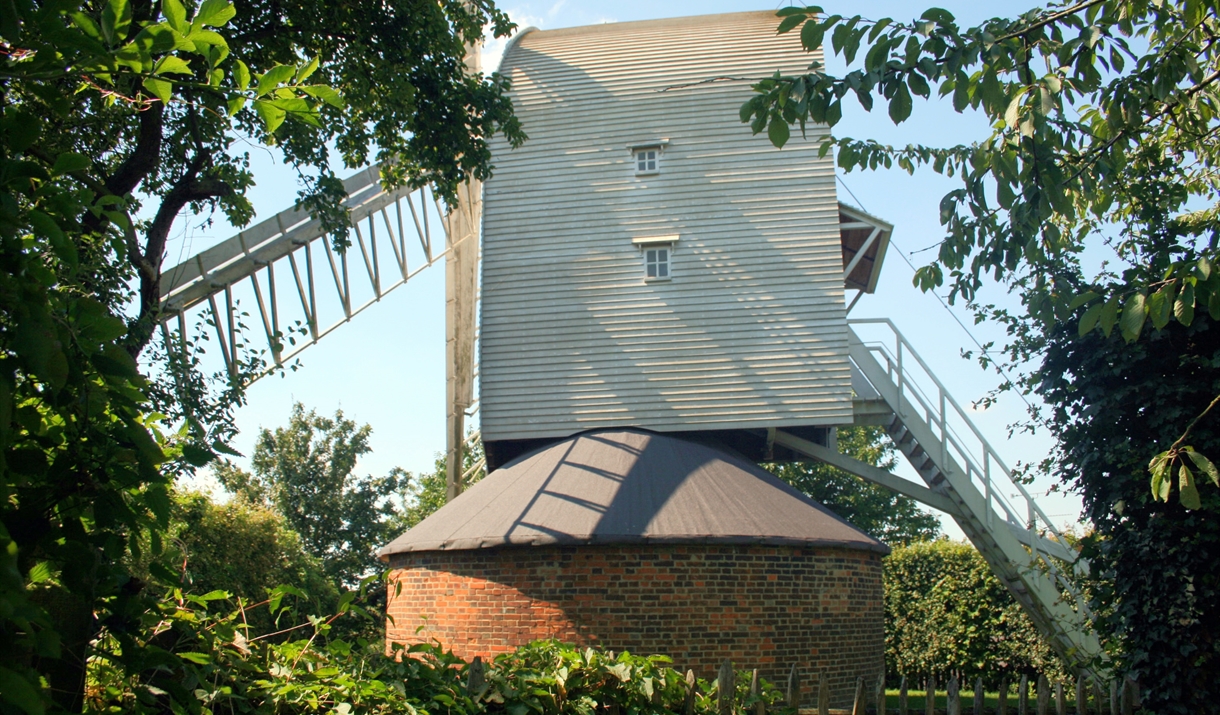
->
[884, 540, 1067, 683]
[87, 581, 790, 715]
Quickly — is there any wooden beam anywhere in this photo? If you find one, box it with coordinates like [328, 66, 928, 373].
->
[773, 430, 958, 514]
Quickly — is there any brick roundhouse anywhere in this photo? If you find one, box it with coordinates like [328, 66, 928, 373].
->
[381, 430, 888, 708]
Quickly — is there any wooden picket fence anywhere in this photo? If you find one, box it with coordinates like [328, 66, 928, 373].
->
[463, 656, 1139, 715]
[702, 661, 1141, 715]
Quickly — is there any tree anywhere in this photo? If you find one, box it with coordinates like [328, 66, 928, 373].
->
[764, 426, 941, 546]
[1035, 314, 1220, 708]
[392, 437, 486, 533]
[216, 403, 404, 586]
[742, 2, 1220, 708]
[1, 1, 521, 710]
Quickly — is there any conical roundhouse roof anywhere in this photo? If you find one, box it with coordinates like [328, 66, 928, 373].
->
[380, 430, 888, 557]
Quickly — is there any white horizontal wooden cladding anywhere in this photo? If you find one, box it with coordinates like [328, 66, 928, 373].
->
[481, 11, 852, 441]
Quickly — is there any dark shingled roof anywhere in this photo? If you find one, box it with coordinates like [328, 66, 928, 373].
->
[380, 430, 888, 557]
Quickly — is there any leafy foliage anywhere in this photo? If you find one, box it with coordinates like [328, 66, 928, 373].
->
[746, 1, 1220, 506]
[215, 403, 405, 586]
[2, 0, 522, 711]
[1035, 314, 1220, 712]
[884, 540, 1067, 683]
[129, 491, 337, 635]
[764, 427, 940, 546]
[747, 2, 1220, 704]
[393, 439, 486, 532]
[86, 577, 791, 715]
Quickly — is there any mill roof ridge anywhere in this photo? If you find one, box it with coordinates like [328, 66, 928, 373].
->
[517, 11, 783, 40]
[379, 429, 889, 557]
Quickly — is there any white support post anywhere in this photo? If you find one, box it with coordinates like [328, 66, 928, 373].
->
[445, 30, 483, 502]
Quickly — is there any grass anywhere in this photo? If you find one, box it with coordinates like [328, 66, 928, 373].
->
[882, 688, 1089, 712]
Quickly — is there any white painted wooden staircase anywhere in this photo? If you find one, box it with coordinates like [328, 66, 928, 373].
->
[776, 318, 1102, 673]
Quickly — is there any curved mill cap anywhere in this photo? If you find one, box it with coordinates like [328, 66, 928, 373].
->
[380, 429, 888, 557]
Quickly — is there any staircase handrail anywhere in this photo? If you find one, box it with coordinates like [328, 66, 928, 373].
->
[847, 318, 1075, 560]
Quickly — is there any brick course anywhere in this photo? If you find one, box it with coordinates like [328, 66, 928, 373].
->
[386, 544, 883, 709]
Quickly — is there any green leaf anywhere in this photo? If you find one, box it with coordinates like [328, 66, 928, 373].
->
[256, 65, 295, 97]
[1069, 291, 1099, 310]
[28, 211, 77, 268]
[1149, 451, 1172, 501]
[233, 59, 251, 91]
[211, 440, 243, 457]
[800, 20, 825, 51]
[1098, 296, 1120, 338]
[51, 152, 90, 176]
[226, 95, 247, 116]
[162, 0, 188, 33]
[0, 667, 45, 715]
[302, 85, 343, 108]
[1120, 292, 1147, 342]
[1179, 463, 1201, 510]
[767, 114, 790, 148]
[178, 652, 212, 665]
[181, 443, 215, 467]
[142, 77, 173, 104]
[193, 0, 236, 28]
[777, 14, 805, 35]
[888, 82, 912, 123]
[1175, 281, 1196, 325]
[1078, 303, 1103, 336]
[185, 29, 229, 64]
[1148, 282, 1175, 329]
[1185, 449, 1220, 487]
[296, 55, 321, 83]
[101, 0, 132, 45]
[252, 99, 287, 134]
[153, 55, 192, 76]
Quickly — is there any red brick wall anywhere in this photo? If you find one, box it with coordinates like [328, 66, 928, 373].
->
[386, 544, 884, 709]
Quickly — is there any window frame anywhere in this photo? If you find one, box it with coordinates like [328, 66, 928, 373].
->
[632, 235, 679, 282]
[626, 139, 669, 177]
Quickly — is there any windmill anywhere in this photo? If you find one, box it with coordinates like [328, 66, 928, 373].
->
[159, 10, 1101, 677]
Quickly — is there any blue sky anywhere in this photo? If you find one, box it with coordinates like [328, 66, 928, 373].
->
[174, 0, 1087, 539]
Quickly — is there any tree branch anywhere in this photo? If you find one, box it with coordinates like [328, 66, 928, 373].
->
[105, 104, 164, 198]
[993, 0, 1108, 44]
[127, 162, 233, 358]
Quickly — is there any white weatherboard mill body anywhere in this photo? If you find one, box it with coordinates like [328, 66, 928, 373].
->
[482, 14, 857, 448]
[158, 11, 1102, 676]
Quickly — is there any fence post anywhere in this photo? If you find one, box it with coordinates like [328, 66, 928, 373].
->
[998, 676, 1008, 715]
[684, 670, 697, 715]
[1037, 675, 1049, 715]
[852, 677, 865, 715]
[466, 655, 485, 699]
[818, 672, 829, 715]
[786, 665, 800, 711]
[718, 660, 734, 715]
[877, 673, 887, 715]
[1092, 679, 1104, 715]
[1056, 682, 1066, 715]
[973, 677, 984, 715]
[1019, 674, 1029, 715]
[900, 675, 908, 715]
[926, 674, 936, 715]
[1120, 677, 1134, 715]
[751, 669, 765, 715]
[1075, 674, 1085, 715]
[947, 676, 960, 715]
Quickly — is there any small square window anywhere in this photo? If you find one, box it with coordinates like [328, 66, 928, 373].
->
[635, 148, 659, 174]
[645, 246, 670, 280]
